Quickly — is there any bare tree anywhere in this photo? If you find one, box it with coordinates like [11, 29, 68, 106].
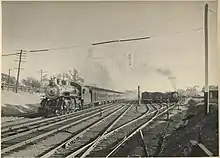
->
[21, 77, 41, 90]
[68, 68, 84, 84]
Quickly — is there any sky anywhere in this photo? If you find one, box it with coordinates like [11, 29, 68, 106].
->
[2, 1, 218, 92]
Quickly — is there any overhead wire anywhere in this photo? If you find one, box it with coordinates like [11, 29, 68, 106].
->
[27, 36, 151, 53]
[2, 1, 216, 57]
[2, 26, 205, 57]
[209, 9, 217, 15]
[150, 27, 203, 39]
[2, 53, 20, 57]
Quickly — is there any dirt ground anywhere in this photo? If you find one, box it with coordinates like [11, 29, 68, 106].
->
[99, 99, 218, 157]
[160, 100, 218, 156]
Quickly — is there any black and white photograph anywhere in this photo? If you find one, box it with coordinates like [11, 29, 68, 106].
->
[1, 1, 218, 157]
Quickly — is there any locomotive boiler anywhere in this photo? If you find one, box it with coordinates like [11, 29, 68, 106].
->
[38, 79, 124, 117]
[38, 80, 77, 117]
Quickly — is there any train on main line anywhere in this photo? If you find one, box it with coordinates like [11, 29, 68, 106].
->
[141, 91, 179, 104]
[38, 79, 124, 117]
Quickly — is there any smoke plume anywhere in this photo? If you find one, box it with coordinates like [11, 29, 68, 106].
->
[79, 59, 114, 89]
[155, 68, 172, 76]
[154, 67, 177, 91]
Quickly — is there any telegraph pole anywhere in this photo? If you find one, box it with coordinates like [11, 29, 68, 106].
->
[8, 69, 12, 90]
[15, 50, 23, 93]
[128, 53, 132, 67]
[138, 85, 141, 106]
[204, 3, 209, 115]
[40, 69, 43, 85]
[73, 69, 78, 82]
[38, 69, 46, 87]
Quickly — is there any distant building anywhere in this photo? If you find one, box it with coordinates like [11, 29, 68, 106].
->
[209, 86, 218, 104]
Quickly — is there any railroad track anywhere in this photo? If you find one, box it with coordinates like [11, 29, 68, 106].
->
[2, 117, 30, 126]
[2, 101, 182, 157]
[1, 102, 124, 155]
[1, 102, 115, 130]
[37, 102, 164, 158]
[40, 102, 134, 158]
[104, 104, 177, 157]
[68, 103, 166, 158]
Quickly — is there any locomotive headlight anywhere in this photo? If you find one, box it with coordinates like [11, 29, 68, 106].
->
[48, 87, 56, 95]
[173, 93, 178, 98]
[45, 85, 60, 99]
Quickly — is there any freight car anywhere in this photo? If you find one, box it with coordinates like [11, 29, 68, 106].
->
[38, 79, 124, 117]
[141, 91, 178, 104]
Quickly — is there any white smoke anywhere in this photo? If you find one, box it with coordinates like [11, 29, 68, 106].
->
[78, 58, 114, 89]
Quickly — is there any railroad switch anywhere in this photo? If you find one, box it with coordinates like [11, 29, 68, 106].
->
[99, 108, 102, 116]
[135, 105, 139, 112]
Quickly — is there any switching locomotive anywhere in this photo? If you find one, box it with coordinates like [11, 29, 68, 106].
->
[141, 91, 179, 104]
[38, 79, 124, 117]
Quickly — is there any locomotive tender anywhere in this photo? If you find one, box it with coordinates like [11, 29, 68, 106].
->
[141, 91, 178, 104]
[39, 79, 124, 117]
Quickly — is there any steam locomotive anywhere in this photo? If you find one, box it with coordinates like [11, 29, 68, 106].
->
[141, 91, 178, 104]
[38, 79, 124, 117]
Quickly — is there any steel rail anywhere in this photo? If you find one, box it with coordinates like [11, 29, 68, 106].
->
[65, 103, 161, 158]
[40, 102, 133, 158]
[2, 103, 115, 133]
[103, 104, 165, 138]
[2, 102, 114, 131]
[79, 103, 134, 158]
[43, 101, 175, 158]
[1, 103, 125, 154]
[1, 103, 119, 142]
[106, 104, 177, 157]
[2, 117, 42, 129]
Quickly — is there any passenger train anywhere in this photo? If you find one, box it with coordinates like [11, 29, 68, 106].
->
[38, 79, 124, 117]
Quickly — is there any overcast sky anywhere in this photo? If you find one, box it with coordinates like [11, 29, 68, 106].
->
[2, 1, 217, 92]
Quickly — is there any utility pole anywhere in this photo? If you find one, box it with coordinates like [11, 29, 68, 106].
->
[138, 85, 140, 107]
[37, 69, 47, 87]
[15, 50, 23, 93]
[204, 3, 209, 115]
[38, 69, 46, 90]
[40, 69, 43, 85]
[8, 69, 12, 90]
[73, 69, 78, 82]
[128, 53, 132, 67]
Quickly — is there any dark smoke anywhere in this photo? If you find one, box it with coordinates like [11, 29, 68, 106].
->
[155, 68, 172, 76]
[154, 67, 176, 91]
